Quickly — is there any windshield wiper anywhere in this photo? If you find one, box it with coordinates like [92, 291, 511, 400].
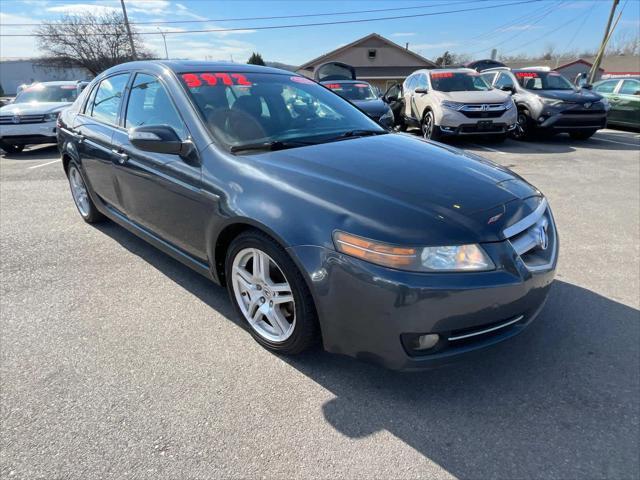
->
[335, 129, 388, 139]
[229, 139, 312, 154]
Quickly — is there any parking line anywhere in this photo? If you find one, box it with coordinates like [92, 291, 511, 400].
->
[592, 137, 640, 148]
[470, 144, 506, 155]
[28, 159, 61, 170]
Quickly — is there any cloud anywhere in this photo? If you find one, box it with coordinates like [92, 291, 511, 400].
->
[0, 12, 39, 59]
[46, 3, 120, 15]
[411, 42, 459, 51]
[499, 24, 543, 32]
[391, 32, 416, 37]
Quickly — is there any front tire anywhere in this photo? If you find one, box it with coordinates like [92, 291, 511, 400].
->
[512, 109, 533, 140]
[421, 110, 440, 141]
[225, 230, 318, 354]
[66, 162, 104, 223]
[569, 129, 597, 140]
[0, 142, 25, 154]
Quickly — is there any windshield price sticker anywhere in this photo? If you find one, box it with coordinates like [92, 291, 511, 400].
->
[516, 72, 538, 78]
[326, 83, 342, 89]
[431, 72, 454, 79]
[290, 76, 315, 84]
[181, 73, 252, 88]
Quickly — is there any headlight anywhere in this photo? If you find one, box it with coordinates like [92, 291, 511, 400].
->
[333, 231, 495, 272]
[503, 99, 514, 110]
[43, 112, 59, 122]
[598, 98, 610, 111]
[441, 100, 464, 111]
[540, 98, 564, 107]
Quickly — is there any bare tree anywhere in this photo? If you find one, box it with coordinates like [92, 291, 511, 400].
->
[36, 13, 151, 76]
[607, 30, 640, 56]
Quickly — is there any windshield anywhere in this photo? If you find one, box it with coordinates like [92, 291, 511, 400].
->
[15, 84, 79, 103]
[324, 82, 378, 101]
[515, 71, 575, 90]
[179, 72, 384, 149]
[429, 72, 491, 92]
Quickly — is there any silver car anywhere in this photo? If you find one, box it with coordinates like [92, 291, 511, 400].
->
[0, 81, 88, 154]
[393, 68, 517, 141]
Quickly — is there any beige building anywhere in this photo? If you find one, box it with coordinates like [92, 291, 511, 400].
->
[297, 33, 436, 92]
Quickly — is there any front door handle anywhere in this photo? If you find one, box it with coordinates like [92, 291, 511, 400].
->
[111, 149, 129, 164]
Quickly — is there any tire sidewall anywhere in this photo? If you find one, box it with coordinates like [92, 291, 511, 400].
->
[67, 160, 102, 223]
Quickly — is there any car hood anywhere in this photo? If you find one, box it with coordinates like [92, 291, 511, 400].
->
[0, 102, 71, 115]
[241, 133, 541, 245]
[350, 98, 390, 116]
[436, 89, 510, 103]
[534, 89, 602, 103]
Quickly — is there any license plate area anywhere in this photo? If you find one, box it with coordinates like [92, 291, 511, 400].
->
[477, 120, 494, 130]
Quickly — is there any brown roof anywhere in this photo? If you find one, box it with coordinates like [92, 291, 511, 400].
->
[298, 33, 436, 70]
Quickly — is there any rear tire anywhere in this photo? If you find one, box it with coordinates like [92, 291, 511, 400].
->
[0, 142, 25, 154]
[569, 129, 597, 140]
[225, 230, 319, 355]
[66, 161, 105, 223]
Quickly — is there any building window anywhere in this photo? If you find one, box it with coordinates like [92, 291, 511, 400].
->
[368, 49, 377, 60]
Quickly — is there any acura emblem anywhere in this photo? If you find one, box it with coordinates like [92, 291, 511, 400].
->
[535, 224, 549, 250]
[584, 102, 592, 109]
[11, 115, 20, 124]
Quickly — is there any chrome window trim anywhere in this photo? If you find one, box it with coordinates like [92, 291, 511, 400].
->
[448, 315, 524, 341]
[503, 197, 548, 238]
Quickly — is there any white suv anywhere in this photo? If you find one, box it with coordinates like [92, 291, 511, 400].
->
[0, 81, 88, 154]
[387, 69, 517, 141]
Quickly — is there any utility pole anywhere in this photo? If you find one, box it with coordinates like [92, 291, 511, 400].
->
[157, 27, 168, 59]
[589, 0, 619, 83]
[120, 0, 137, 60]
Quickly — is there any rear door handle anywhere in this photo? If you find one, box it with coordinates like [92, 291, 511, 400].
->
[111, 149, 129, 164]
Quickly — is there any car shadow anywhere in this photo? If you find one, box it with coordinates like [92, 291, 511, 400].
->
[0, 144, 59, 160]
[94, 220, 639, 478]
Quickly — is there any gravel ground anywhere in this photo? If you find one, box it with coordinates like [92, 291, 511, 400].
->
[1, 129, 639, 480]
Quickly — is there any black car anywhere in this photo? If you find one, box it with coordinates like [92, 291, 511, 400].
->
[480, 67, 608, 139]
[58, 61, 557, 370]
[322, 80, 394, 128]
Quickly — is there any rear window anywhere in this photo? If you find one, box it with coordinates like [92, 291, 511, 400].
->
[429, 72, 490, 92]
[324, 82, 377, 101]
[14, 84, 79, 103]
[179, 72, 382, 148]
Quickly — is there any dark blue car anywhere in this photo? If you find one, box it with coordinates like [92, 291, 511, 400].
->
[57, 61, 557, 370]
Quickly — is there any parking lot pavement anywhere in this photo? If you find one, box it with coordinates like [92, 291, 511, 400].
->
[1, 130, 639, 479]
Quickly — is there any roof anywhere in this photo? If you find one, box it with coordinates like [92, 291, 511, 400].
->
[103, 60, 297, 77]
[298, 33, 436, 70]
[505, 55, 640, 74]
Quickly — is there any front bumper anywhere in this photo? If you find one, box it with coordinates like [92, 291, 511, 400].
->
[0, 121, 57, 145]
[289, 238, 556, 371]
[537, 108, 607, 131]
[437, 108, 518, 136]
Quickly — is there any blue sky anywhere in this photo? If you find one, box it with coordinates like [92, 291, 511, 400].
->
[0, 0, 638, 64]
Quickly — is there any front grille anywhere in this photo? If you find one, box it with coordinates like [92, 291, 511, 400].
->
[503, 198, 557, 271]
[0, 114, 46, 124]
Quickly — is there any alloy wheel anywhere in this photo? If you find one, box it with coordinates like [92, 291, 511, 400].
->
[421, 113, 433, 139]
[231, 247, 296, 342]
[69, 165, 91, 217]
[514, 112, 528, 139]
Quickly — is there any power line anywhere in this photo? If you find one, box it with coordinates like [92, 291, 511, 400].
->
[467, 0, 562, 56]
[469, 1, 560, 41]
[0, 0, 490, 27]
[0, 0, 542, 37]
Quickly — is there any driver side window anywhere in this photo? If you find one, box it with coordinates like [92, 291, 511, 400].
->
[124, 73, 187, 139]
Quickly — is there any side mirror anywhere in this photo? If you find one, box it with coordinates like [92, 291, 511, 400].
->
[414, 88, 428, 94]
[384, 94, 398, 103]
[129, 125, 194, 158]
[634, 90, 640, 96]
[500, 85, 515, 94]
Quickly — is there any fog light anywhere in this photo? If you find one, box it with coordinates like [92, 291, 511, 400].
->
[412, 334, 440, 351]
[538, 116, 545, 122]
